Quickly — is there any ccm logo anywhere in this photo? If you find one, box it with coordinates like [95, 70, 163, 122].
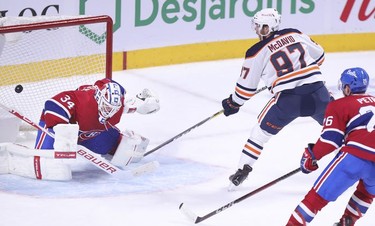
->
[77, 149, 117, 174]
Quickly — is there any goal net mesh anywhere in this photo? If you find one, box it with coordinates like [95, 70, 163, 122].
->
[0, 15, 112, 130]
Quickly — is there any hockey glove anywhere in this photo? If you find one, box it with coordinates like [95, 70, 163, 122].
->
[222, 95, 242, 116]
[135, 89, 160, 114]
[300, 143, 319, 174]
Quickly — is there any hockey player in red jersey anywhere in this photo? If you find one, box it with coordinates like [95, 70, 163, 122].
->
[34, 78, 160, 167]
[221, 8, 331, 188]
[286, 67, 375, 226]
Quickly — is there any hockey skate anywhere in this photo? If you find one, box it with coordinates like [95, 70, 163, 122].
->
[333, 216, 354, 226]
[229, 164, 253, 186]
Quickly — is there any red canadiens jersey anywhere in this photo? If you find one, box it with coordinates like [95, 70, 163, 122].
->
[313, 94, 375, 162]
[40, 79, 124, 141]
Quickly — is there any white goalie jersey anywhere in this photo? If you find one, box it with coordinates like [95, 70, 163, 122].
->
[232, 28, 325, 105]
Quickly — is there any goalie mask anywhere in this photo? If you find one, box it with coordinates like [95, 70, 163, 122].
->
[95, 82, 123, 124]
[252, 8, 281, 37]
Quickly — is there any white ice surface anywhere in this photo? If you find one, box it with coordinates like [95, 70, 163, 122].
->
[1, 51, 375, 226]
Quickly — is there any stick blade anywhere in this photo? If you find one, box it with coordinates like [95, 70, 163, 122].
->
[179, 203, 199, 223]
[130, 161, 159, 176]
[114, 161, 160, 179]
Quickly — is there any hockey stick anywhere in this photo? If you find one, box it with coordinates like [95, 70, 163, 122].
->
[144, 109, 224, 156]
[179, 167, 301, 224]
[143, 86, 268, 157]
[0, 102, 158, 177]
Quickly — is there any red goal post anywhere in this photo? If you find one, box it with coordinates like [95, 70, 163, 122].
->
[0, 15, 113, 131]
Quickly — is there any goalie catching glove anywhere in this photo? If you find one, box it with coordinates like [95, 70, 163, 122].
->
[125, 88, 160, 114]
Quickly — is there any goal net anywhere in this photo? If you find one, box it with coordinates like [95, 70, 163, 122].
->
[0, 15, 113, 131]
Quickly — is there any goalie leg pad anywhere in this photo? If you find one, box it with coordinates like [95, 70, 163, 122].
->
[130, 136, 149, 163]
[7, 153, 72, 181]
[111, 130, 149, 167]
[3, 143, 72, 181]
[53, 124, 79, 151]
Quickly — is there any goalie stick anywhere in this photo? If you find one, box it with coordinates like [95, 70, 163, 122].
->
[143, 86, 268, 157]
[179, 167, 301, 224]
[0, 102, 158, 177]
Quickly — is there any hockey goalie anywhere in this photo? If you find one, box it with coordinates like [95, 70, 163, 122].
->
[0, 78, 160, 181]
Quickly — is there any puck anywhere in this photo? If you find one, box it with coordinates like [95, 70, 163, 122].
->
[15, 84, 23, 93]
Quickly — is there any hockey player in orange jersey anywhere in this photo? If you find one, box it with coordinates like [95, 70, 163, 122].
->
[221, 8, 332, 189]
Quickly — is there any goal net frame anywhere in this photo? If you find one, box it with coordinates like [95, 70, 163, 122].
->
[0, 15, 114, 132]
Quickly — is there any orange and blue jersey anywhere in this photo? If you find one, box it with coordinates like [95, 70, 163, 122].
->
[231, 28, 325, 105]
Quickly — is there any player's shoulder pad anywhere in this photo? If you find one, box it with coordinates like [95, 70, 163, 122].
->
[325, 96, 349, 112]
[278, 28, 302, 35]
[77, 84, 95, 91]
[245, 41, 263, 58]
[53, 90, 76, 99]
[245, 28, 302, 58]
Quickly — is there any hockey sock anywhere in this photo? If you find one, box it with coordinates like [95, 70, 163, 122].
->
[238, 138, 263, 168]
[341, 180, 374, 223]
[286, 189, 328, 225]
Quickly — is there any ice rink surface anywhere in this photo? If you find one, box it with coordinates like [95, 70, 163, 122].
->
[0, 51, 375, 226]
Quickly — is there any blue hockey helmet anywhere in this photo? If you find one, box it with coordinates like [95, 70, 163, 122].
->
[338, 67, 369, 94]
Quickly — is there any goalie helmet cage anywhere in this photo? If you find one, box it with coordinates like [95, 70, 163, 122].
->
[0, 15, 113, 130]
